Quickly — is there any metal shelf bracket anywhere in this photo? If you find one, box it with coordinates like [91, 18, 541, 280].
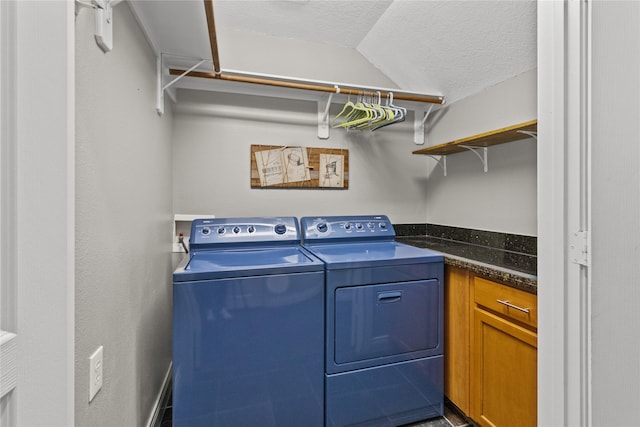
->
[517, 130, 538, 141]
[426, 155, 447, 176]
[459, 145, 488, 172]
[414, 104, 434, 145]
[157, 55, 208, 115]
[317, 87, 338, 139]
[94, 0, 124, 52]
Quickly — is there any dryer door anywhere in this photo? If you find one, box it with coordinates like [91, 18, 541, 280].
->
[329, 279, 442, 373]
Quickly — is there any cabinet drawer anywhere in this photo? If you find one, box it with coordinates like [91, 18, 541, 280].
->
[473, 276, 537, 329]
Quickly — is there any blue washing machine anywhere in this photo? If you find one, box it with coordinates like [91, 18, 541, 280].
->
[173, 217, 325, 427]
[301, 215, 445, 427]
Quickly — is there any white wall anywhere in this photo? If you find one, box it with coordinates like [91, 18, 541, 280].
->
[75, 4, 173, 426]
[172, 91, 430, 224]
[425, 69, 537, 235]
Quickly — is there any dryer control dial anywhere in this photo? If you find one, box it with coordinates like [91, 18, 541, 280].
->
[316, 223, 328, 233]
[274, 224, 287, 235]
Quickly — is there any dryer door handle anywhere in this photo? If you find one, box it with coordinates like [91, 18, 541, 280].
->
[377, 291, 402, 303]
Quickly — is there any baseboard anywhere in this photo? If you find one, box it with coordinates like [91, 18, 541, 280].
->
[146, 362, 172, 427]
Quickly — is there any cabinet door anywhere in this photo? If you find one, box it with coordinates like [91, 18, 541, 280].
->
[444, 266, 470, 414]
[471, 307, 537, 427]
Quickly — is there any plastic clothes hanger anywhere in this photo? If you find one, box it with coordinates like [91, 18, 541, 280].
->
[332, 94, 355, 126]
[356, 92, 387, 130]
[336, 93, 374, 129]
[372, 92, 406, 131]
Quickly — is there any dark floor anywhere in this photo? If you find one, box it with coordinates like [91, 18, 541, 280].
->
[159, 392, 473, 427]
[403, 401, 474, 427]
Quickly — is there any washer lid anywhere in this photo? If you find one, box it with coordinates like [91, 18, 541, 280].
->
[173, 246, 323, 282]
[304, 241, 443, 269]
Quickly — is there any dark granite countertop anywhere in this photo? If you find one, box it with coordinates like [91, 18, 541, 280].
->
[397, 235, 538, 294]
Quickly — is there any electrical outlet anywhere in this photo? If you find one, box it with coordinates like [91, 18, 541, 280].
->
[89, 346, 103, 402]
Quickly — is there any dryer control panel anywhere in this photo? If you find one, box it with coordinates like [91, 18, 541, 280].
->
[189, 216, 300, 250]
[300, 215, 395, 243]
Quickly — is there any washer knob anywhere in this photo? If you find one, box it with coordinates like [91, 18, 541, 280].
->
[217, 227, 226, 234]
[367, 222, 375, 229]
[344, 223, 352, 230]
[233, 226, 241, 234]
[379, 223, 387, 230]
[316, 223, 328, 233]
[274, 224, 287, 235]
[201, 227, 210, 235]
[355, 223, 363, 230]
[247, 225, 256, 234]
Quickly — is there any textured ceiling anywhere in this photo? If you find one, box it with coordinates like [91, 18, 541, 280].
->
[130, 0, 536, 104]
[214, 0, 394, 48]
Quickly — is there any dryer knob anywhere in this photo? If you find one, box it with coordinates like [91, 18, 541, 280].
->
[316, 223, 328, 233]
[274, 224, 287, 235]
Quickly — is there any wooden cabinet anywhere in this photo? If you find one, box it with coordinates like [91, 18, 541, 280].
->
[443, 270, 537, 427]
[444, 265, 471, 414]
[470, 276, 537, 427]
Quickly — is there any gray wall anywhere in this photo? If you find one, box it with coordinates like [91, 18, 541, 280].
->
[172, 91, 430, 224]
[172, 71, 536, 234]
[425, 69, 537, 235]
[75, 4, 173, 426]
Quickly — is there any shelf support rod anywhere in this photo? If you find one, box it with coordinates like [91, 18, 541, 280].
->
[414, 104, 435, 145]
[163, 59, 208, 92]
[203, 0, 221, 74]
[426, 155, 447, 176]
[460, 145, 488, 172]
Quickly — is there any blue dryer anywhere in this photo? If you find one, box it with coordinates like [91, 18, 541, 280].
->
[301, 215, 445, 427]
[173, 217, 325, 427]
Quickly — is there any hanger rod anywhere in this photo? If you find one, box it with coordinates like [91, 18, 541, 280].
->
[168, 68, 445, 105]
[204, 0, 221, 74]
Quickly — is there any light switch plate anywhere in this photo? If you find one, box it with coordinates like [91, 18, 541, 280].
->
[89, 346, 103, 402]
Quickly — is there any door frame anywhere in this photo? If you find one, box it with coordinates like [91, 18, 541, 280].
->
[5, 1, 75, 425]
[538, 1, 591, 425]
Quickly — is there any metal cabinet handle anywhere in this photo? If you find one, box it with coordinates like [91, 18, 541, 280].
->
[496, 299, 530, 314]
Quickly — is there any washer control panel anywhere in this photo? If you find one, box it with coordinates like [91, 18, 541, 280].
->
[300, 215, 395, 243]
[190, 217, 300, 250]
